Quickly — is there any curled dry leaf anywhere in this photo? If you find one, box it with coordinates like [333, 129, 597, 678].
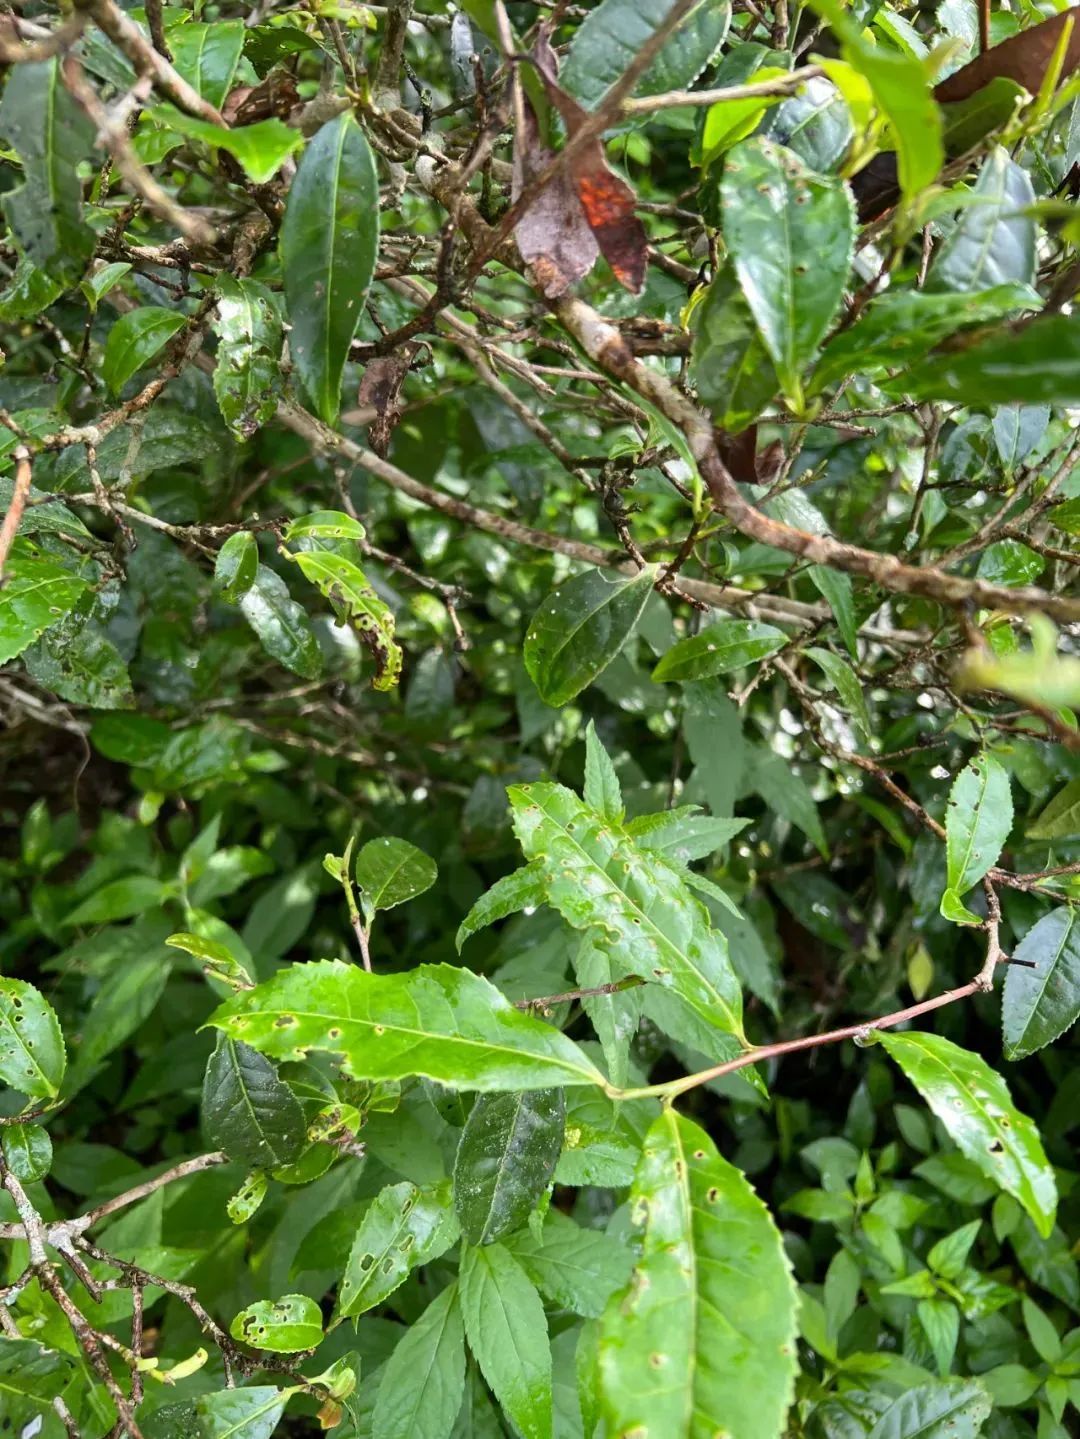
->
[357, 344, 419, 457]
[512, 31, 648, 297]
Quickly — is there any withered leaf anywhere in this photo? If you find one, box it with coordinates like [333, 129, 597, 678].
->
[935, 5, 1080, 103]
[357, 345, 418, 457]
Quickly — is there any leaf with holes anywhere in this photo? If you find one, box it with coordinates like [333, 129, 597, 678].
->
[524, 566, 656, 707]
[282, 545, 401, 691]
[212, 277, 285, 438]
[879, 1030, 1056, 1238]
[230, 1295, 323, 1354]
[0, 979, 65, 1100]
[201, 1034, 307, 1169]
[0, 550, 90, 667]
[209, 960, 606, 1091]
[336, 1181, 460, 1321]
[453, 1089, 565, 1245]
[598, 1109, 798, 1439]
[508, 782, 745, 1054]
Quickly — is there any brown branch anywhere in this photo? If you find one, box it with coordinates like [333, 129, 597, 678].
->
[0, 447, 32, 583]
[82, 0, 224, 124]
[0, 11, 86, 62]
[514, 977, 644, 1010]
[622, 65, 822, 113]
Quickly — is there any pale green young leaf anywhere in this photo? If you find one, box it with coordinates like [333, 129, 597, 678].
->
[0, 979, 65, 1100]
[336, 1181, 459, 1321]
[456, 862, 547, 951]
[373, 1284, 467, 1439]
[944, 754, 1012, 897]
[583, 721, 623, 822]
[1028, 777, 1080, 840]
[459, 1243, 552, 1439]
[102, 306, 187, 394]
[0, 552, 89, 666]
[230, 1295, 324, 1354]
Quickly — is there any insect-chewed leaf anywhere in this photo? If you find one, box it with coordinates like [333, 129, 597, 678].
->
[283, 546, 401, 691]
[508, 782, 745, 1053]
[230, 1294, 323, 1354]
[453, 1089, 565, 1245]
[336, 1181, 459, 1321]
[942, 754, 1012, 912]
[879, 1030, 1057, 1238]
[0, 978, 65, 1101]
[208, 959, 606, 1092]
[212, 277, 284, 438]
[599, 1110, 798, 1439]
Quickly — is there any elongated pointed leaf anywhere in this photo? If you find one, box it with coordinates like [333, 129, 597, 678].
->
[103, 307, 187, 394]
[524, 566, 656, 707]
[0, 60, 95, 284]
[373, 1284, 467, 1439]
[201, 1034, 306, 1168]
[170, 21, 245, 110]
[561, 0, 730, 109]
[886, 314, 1080, 406]
[152, 106, 302, 185]
[453, 1090, 565, 1245]
[508, 782, 745, 1052]
[865, 1379, 991, 1438]
[1028, 777, 1080, 840]
[690, 265, 779, 432]
[283, 545, 401, 690]
[0, 979, 65, 1100]
[721, 138, 854, 402]
[944, 754, 1012, 899]
[456, 862, 547, 951]
[652, 619, 786, 683]
[281, 112, 379, 424]
[459, 1243, 552, 1439]
[599, 1109, 798, 1439]
[209, 960, 606, 1091]
[337, 1181, 460, 1321]
[238, 566, 323, 680]
[1003, 909, 1080, 1060]
[879, 1030, 1056, 1238]
[583, 721, 623, 822]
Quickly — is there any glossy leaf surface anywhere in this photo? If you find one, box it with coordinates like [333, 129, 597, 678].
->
[201, 1034, 307, 1169]
[453, 1089, 565, 1245]
[1003, 909, 1080, 1059]
[337, 1181, 460, 1321]
[524, 566, 656, 707]
[0, 979, 65, 1100]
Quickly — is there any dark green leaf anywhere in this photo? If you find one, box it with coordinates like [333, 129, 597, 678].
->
[863, 1378, 991, 1437]
[653, 618, 786, 683]
[201, 1034, 307, 1168]
[230, 1294, 324, 1354]
[561, 0, 730, 109]
[0, 1339, 79, 1427]
[459, 1242, 552, 1439]
[1028, 777, 1080, 840]
[373, 1284, 467, 1439]
[102, 307, 187, 394]
[599, 1109, 798, 1439]
[215, 532, 259, 599]
[453, 1089, 565, 1245]
[879, 1030, 1057, 1238]
[524, 566, 656, 707]
[0, 254, 63, 321]
[0, 978, 65, 1100]
[722, 137, 854, 403]
[209, 960, 606, 1091]
[337, 1181, 460, 1321]
[239, 566, 323, 679]
[806, 646, 871, 741]
[24, 615, 135, 711]
[690, 266, 779, 432]
[1, 1122, 52, 1183]
[0, 60, 95, 283]
[281, 112, 379, 424]
[886, 315, 1080, 407]
[1003, 909, 1080, 1059]
[170, 21, 246, 110]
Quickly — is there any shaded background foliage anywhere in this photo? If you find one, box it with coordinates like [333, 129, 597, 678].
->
[0, 0, 1079, 1435]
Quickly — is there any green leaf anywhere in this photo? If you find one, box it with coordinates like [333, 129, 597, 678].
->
[152, 106, 302, 184]
[215, 532, 259, 600]
[1028, 777, 1080, 840]
[230, 1294, 324, 1354]
[807, 567, 858, 659]
[583, 721, 623, 822]
[459, 1243, 552, 1439]
[0, 1339, 79, 1427]
[0, 60, 95, 284]
[810, 0, 943, 201]
[599, 1109, 798, 1439]
[690, 265, 779, 432]
[0, 254, 63, 321]
[721, 137, 854, 403]
[0, 550, 89, 665]
[456, 862, 547, 951]
[282, 545, 401, 690]
[373, 1284, 467, 1439]
[653, 618, 786, 683]
[24, 614, 135, 711]
[929, 149, 1036, 294]
[1003, 909, 1080, 1060]
[1, 1122, 52, 1183]
[886, 314, 1080, 406]
[506, 1210, 634, 1319]
[212, 278, 285, 438]
[0, 979, 65, 1100]
[355, 837, 438, 922]
[625, 807, 748, 863]
[64, 875, 172, 926]
[453, 1089, 565, 1246]
[285, 510, 368, 543]
[918, 1295, 959, 1375]
[209, 960, 606, 1091]
[195, 1385, 296, 1438]
[239, 566, 323, 680]
[508, 782, 746, 1052]
[879, 1030, 1057, 1238]
[561, 0, 730, 110]
[337, 1181, 460, 1321]
[201, 1034, 307, 1169]
[81, 260, 131, 313]
[102, 306, 187, 394]
[863, 1379, 991, 1438]
[524, 566, 656, 707]
[701, 67, 790, 166]
[942, 77, 1026, 155]
[944, 754, 1012, 899]
[170, 21, 246, 110]
[281, 112, 379, 425]
[749, 745, 828, 857]
[806, 646, 871, 741]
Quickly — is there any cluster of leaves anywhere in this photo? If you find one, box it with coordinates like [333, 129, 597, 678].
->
[1, 0, 1080, 1436]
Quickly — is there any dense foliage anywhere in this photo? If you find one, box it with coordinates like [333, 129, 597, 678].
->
[2, 0, 1080, 1435]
